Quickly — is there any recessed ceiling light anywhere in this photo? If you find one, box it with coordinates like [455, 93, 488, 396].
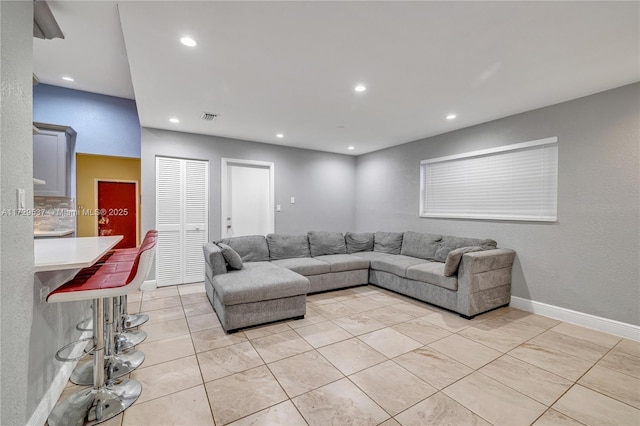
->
[61, 76, 74, 82]
[446, 114, 457, 120]
[276, 133, 284, 138]
[180, 37, 197, 47]
[354, 84, 366, 92]
[348, 146, 355, 150]
[169, 117, 180, 123]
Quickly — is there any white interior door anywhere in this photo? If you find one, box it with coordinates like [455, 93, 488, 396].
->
[156, 156, 209, 286]
[221, 159, 274, 238]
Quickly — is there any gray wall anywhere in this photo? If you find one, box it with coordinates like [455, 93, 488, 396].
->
[0, 2, 35, 423]
[1, 3, 91, 424]
[141, 128, 356, 278]
[355, 83, 640, 326]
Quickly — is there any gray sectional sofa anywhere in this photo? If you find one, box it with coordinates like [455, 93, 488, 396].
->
[203, 231, 515, 332]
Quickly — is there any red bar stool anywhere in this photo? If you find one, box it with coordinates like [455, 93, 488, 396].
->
[111, 230, 158, 332]
[46, 236, 156, 426]
[74, 231, 156, 343]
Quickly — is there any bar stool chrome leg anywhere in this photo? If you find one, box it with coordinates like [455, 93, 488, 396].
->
[70, 298, 145, 386]
[114, 295, 147, 351]
[121, 294, 149, 329]
[48, 298, 141, 426]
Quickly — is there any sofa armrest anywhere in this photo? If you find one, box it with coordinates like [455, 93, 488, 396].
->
[459, 248, 516, 276]
[456, 248, 516, 317]
[203, 242, 227, 278]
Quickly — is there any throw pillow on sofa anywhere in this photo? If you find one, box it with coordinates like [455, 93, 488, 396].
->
[266, 234, 310, 260]
[374, 232, 404, 255]
[434, 235, 497, 263]
[217, 242, 244, 270]
[444, 246, 483, 276]
[308, 231, 347, 257]
[345, 232, 374, 254]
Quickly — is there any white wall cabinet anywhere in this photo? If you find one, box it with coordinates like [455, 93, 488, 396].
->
[33, 125, 75, 197]
[155, 156, 209, 286]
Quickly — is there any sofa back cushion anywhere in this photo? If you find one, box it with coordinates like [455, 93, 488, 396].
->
[216, 235, 269, 262]
[345, 232, 374, 254]
[266, 234, 310, 260]
[400, 231, 442, 260]
[374, 232, 404, 255]
[434, 235, 497, 262]
[308, 231, 347, 257]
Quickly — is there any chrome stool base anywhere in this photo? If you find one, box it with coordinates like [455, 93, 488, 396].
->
[47, 378, 141, 426]
[70, 350, 145, 386]
[124, 313, 149, 329]
[116, 329, 148, 352]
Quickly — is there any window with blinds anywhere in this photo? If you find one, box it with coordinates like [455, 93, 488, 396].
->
[420, 137, 558, 222]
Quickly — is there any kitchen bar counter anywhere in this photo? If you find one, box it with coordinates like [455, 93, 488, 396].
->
[34, 236, 122, 272]
[34, 229, 75, 238]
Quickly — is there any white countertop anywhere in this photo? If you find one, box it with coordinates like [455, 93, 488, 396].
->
[34, 229, 75, 237]
[34, 236, 123, 272]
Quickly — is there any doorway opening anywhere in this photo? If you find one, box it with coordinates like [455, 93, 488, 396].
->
[221, 158, 274, 238]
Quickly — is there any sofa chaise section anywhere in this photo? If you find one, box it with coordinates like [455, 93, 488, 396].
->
[203, 241, 309, 332]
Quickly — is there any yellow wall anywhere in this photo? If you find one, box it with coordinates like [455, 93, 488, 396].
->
[76, 154, 141, 243]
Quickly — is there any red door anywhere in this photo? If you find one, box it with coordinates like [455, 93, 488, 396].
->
[97, 181, 137, 249]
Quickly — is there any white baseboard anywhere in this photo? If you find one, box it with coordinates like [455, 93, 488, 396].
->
[511, 296, 640, 341]
[27, 330, 92, 426]
[141, 279, 157, 291]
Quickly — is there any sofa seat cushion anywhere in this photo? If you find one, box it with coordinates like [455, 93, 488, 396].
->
[313, 254, 370, 273]
[350, 251, 395, 261]
[406, 262, 458, 291]
[370, 255, 430, 278]
[212, 262, 309, 306]
[271, 257, 330, 276]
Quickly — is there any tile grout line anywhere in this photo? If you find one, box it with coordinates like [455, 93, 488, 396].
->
[130, 284, 638, 425]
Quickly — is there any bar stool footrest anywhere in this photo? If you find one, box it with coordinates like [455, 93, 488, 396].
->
[55, 338, 95, 362]
[76, 317, 93, 332]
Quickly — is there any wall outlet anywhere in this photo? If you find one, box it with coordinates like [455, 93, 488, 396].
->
[40, 286, 50, 303]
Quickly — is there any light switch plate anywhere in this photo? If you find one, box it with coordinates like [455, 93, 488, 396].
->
[290, 196, 295, 204]
[17, 188, 25, 209]
[276, 205, 281, 212]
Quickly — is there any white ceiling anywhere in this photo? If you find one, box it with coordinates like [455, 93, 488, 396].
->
[34, 1, 639, 156]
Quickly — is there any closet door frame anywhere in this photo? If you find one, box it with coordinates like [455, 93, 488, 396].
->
[155, 156, 209, 287]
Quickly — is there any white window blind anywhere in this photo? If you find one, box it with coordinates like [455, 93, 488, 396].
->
[420, 137, 558, 222]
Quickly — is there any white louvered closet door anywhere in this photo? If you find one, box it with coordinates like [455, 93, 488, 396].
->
[156, 156, 209, 286]
[184, 160, 208, 283]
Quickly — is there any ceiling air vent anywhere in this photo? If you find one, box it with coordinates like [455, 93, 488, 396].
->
[201, 112, 218, 121]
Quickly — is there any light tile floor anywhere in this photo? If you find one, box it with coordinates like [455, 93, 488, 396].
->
[56, 283, 640, 426]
